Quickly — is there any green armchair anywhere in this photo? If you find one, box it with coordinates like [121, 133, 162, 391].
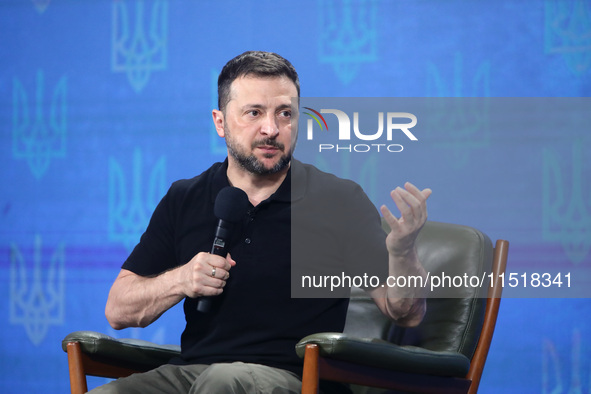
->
[298, 221, 509, 393]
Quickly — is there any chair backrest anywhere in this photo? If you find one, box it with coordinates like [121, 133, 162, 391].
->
[344, 220, 493, 361]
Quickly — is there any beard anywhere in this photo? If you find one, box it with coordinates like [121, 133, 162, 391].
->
[225, 127, 292, 176]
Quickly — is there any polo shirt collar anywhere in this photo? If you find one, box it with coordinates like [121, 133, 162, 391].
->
[210, 158, 307, 203]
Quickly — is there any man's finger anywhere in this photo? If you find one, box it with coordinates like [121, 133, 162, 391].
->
[206, 253, 232, 271]
[391, 187, 418, 220]
[226, 253, 237, 267]
[380, 204, 401, 231]
[404, 182, 432, 201]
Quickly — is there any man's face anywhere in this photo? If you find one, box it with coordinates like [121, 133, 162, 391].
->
[213, 75, 298, 176]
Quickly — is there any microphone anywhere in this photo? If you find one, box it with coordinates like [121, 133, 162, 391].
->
[197, 186, 249, 313]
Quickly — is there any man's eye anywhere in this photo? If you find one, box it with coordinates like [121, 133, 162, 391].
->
[279, 110, 291, 118]
[248, 110, 260, 116]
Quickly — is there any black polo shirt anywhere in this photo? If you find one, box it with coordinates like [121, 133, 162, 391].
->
[123, 159, 387, 375]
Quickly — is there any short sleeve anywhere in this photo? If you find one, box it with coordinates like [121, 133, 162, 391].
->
[122, 186, 178, 277]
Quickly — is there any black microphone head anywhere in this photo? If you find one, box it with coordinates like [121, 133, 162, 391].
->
[214, 186, 249, 222]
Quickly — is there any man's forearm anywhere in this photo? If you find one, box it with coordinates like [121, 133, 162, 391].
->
[105, 268, 186, 330]
[375, 183, 431, 327]
[105, 252, 233, 329]
[370, 248, 427, 327]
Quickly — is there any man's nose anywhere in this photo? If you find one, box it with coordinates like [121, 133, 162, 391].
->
[260, 114, 279, 138]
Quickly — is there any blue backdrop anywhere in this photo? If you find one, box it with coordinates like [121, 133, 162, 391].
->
[1, 0, 590, 392]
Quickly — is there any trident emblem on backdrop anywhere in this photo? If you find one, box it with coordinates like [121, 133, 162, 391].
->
[543, 141, 591, 264]
[424, 52, 491, 168]
[111, 0, 169, 92]
[542, 329, 585, 393]
[545, 0, 591, 76]
[10, 235, 65, 346]
[108, 148, 167, 251]
[318, 0, 378, 85]
[12, 70, 67, 179]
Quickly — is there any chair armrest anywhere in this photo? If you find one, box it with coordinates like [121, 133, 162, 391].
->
[296, 333, 470, 378]
[62, 331, 181, 371]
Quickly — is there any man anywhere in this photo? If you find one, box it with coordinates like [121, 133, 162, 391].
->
[95, 51, 431, 393]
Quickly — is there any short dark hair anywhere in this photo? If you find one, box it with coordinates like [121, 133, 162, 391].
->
[217, 51, 300, 112]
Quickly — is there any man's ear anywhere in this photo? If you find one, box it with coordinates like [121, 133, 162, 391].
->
[212, 109, 225, 137]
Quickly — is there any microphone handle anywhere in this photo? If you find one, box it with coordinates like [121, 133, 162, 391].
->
[196, 235, 228, 313]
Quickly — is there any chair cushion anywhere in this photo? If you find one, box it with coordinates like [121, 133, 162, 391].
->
[62, 331, 181, 370]
[296, 333, 470, 377]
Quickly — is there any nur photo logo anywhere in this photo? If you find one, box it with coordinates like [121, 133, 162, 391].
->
[302, 105, 418, 153]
